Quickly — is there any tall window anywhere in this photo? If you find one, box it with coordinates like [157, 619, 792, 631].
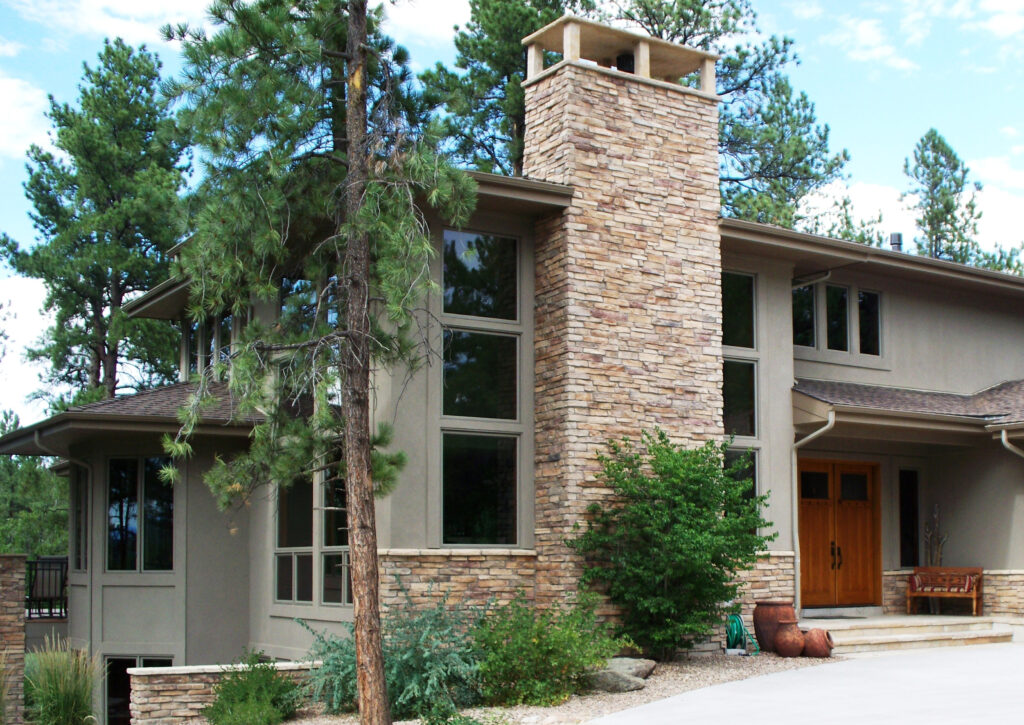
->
[792, 285, 815, 347]
[322, 477, 352, 606]
[107, 458, 173, 571]
[899, 469, 920, 567]
[275, 476, 313, 603]
[858, 290, 881, 356]
[723, 359, 756, 437]
[441, 230, 523, 546]
[825, 285, 849, 351]
[72, 467, 88, 571]
[722, 272, 754, 349]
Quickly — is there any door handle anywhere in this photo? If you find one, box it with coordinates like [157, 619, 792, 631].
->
[830, 541, 836, 570]
[837, 546, 843, 570]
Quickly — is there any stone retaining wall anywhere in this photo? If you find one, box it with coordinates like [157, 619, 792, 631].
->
[0, 555, 26, 725]
[128, 661, 313, 724]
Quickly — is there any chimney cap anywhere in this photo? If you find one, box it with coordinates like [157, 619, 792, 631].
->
[522, 15, 717, 79]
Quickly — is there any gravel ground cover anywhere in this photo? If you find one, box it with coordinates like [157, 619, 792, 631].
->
[291, 653, 837, 725]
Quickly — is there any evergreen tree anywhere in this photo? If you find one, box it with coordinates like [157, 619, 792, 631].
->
[422, 0, 846, 225]
[163, 1, 474, 721]
[1, 39, 187, 401]
[0, 411, 67, 558]
[903, 128, 982, 263]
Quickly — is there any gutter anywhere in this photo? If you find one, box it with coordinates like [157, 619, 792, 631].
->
[790, 409, 835, 612]
[1000, 429, 1024, 460]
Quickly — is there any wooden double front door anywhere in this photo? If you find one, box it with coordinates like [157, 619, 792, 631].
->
[799, 460, 881, 607]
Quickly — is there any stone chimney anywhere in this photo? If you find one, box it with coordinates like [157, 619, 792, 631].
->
[520, 17, 723, 604]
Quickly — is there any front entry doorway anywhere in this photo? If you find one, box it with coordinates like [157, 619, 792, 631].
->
[799, 459, 881, 607]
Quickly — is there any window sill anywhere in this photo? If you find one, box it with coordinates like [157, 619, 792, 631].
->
[794, 346, 891, 371]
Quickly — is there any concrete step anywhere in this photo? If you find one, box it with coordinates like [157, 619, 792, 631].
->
[831, 629, 1012, 654]
[803, 619, 996, 640]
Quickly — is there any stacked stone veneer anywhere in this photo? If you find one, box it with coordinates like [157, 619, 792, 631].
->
[884, 568, 1024, 616]
[0, 555, 26, 725]
[697, 552, 796, 652]
[378, 549, 537, 609]
[128, 661, 312, 724]
[523, 61, 722, 605]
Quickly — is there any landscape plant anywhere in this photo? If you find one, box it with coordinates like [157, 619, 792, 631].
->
[569, 431, 775, 660]
[23, 636, 102, 725]
[203, 650, 300, 725]
[473, 591, 623, 706]
[303, 590, 483, 724]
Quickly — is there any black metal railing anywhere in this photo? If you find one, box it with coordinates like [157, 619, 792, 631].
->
[26, 556, 68, 620]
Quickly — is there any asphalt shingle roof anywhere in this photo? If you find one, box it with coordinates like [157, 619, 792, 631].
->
[794, 378, 1024, 426]
[69, 381, 259, 424]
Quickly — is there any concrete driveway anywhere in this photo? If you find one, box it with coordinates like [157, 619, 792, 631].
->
[589, 644, 1024, 725]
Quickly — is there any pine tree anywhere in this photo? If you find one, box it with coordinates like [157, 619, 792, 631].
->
[163, 1, 475, 721]
[903, 128, 982, 263]
[1, 39, 187, 402]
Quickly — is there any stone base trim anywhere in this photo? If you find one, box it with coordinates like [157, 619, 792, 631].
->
[128, 661, 313, 724]
[696, 551, 796, 652]
[1, 555, 26, 725]
[884, 569, 1024, 616]
[379, 551, 538, 610]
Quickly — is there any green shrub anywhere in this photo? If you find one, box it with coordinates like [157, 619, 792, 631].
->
[568, 431, 776, 660]
[474, 592, 622, 706]
[203, 651, 300, 725]
[303, 590, 482, 724]
[24, 636, 101, 725]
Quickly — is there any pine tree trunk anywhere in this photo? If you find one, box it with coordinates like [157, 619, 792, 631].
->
[342, 2, 391, 723]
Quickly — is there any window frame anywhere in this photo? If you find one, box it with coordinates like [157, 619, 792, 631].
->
[435, 226, 533, 549]
[104, 456, 174, 574]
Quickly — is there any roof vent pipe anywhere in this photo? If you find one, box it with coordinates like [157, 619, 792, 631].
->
[889, 233, 903, 252]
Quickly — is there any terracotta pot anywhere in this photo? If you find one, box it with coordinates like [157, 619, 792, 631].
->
[773, 618, 805, 658]
[802, 628, 834, 658]
[752, 600, 796, 653]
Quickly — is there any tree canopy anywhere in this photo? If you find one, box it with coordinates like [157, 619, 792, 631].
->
[1, 39, 187, 403]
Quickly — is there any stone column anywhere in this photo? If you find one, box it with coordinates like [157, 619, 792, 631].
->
[523, 60, 722, 604]
[0, 555, 27, 725]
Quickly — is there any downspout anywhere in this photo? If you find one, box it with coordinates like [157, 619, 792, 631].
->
[790, 410, 836, 613]
[1000, 429, 1024, 460]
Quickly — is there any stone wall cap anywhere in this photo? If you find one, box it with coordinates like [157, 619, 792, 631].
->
[380, 548, 538, 557]
[522, 59, 719, 102]
[127, 660, 318, 677]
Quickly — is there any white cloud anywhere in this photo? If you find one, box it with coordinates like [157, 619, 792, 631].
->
[790, 1, 823, 20]
[6, 0, 211, 46]
[1000, 126, 1019, 137]
[0, 72, 49, 161]
[898, 0, 973, 45]
[822, 16, 919, 71]
[971, 155, 1024, 191]
[374, 0, 470, 45]
[974, 0, 1024, 37]
[0, 277, 53, 425]
[0, 37, 24, 57]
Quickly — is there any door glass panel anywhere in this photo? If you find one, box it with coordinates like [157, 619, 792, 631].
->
[840, 473, 869, 501]
[800, 471, 829, 499]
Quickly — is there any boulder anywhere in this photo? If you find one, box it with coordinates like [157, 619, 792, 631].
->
[586, 657, 657, 693]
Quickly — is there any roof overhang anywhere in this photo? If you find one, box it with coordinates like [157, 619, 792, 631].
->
[122, 277, 190, 320]
[722, 218, 1024, 299]
[0, 412, 253, 457]
[793, 390, 991, 446]
[468, 171, 574, 215]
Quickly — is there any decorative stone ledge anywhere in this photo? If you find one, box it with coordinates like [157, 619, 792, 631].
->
[884, 568, 1024, 616]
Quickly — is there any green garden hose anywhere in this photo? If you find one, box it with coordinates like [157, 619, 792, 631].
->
[726, 614, 759, 654]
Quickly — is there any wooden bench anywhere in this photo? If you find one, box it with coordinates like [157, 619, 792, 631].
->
[906, 566, 984, 616]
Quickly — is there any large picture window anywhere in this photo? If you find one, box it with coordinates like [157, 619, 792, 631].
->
[107, 458, 173, 571]
[441, 229, 526, 546]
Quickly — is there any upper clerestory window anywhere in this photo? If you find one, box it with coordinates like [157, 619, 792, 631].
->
[793, 281, 881, 357]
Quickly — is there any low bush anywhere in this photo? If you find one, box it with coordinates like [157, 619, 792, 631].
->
[203, 651, 300, 725]
[24, 636, 101, 725]
[474, 592, 623, 706]
[304, 590, 482, 724]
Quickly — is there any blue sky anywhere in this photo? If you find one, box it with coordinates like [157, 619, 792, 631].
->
[1, 0, 1023, 423]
